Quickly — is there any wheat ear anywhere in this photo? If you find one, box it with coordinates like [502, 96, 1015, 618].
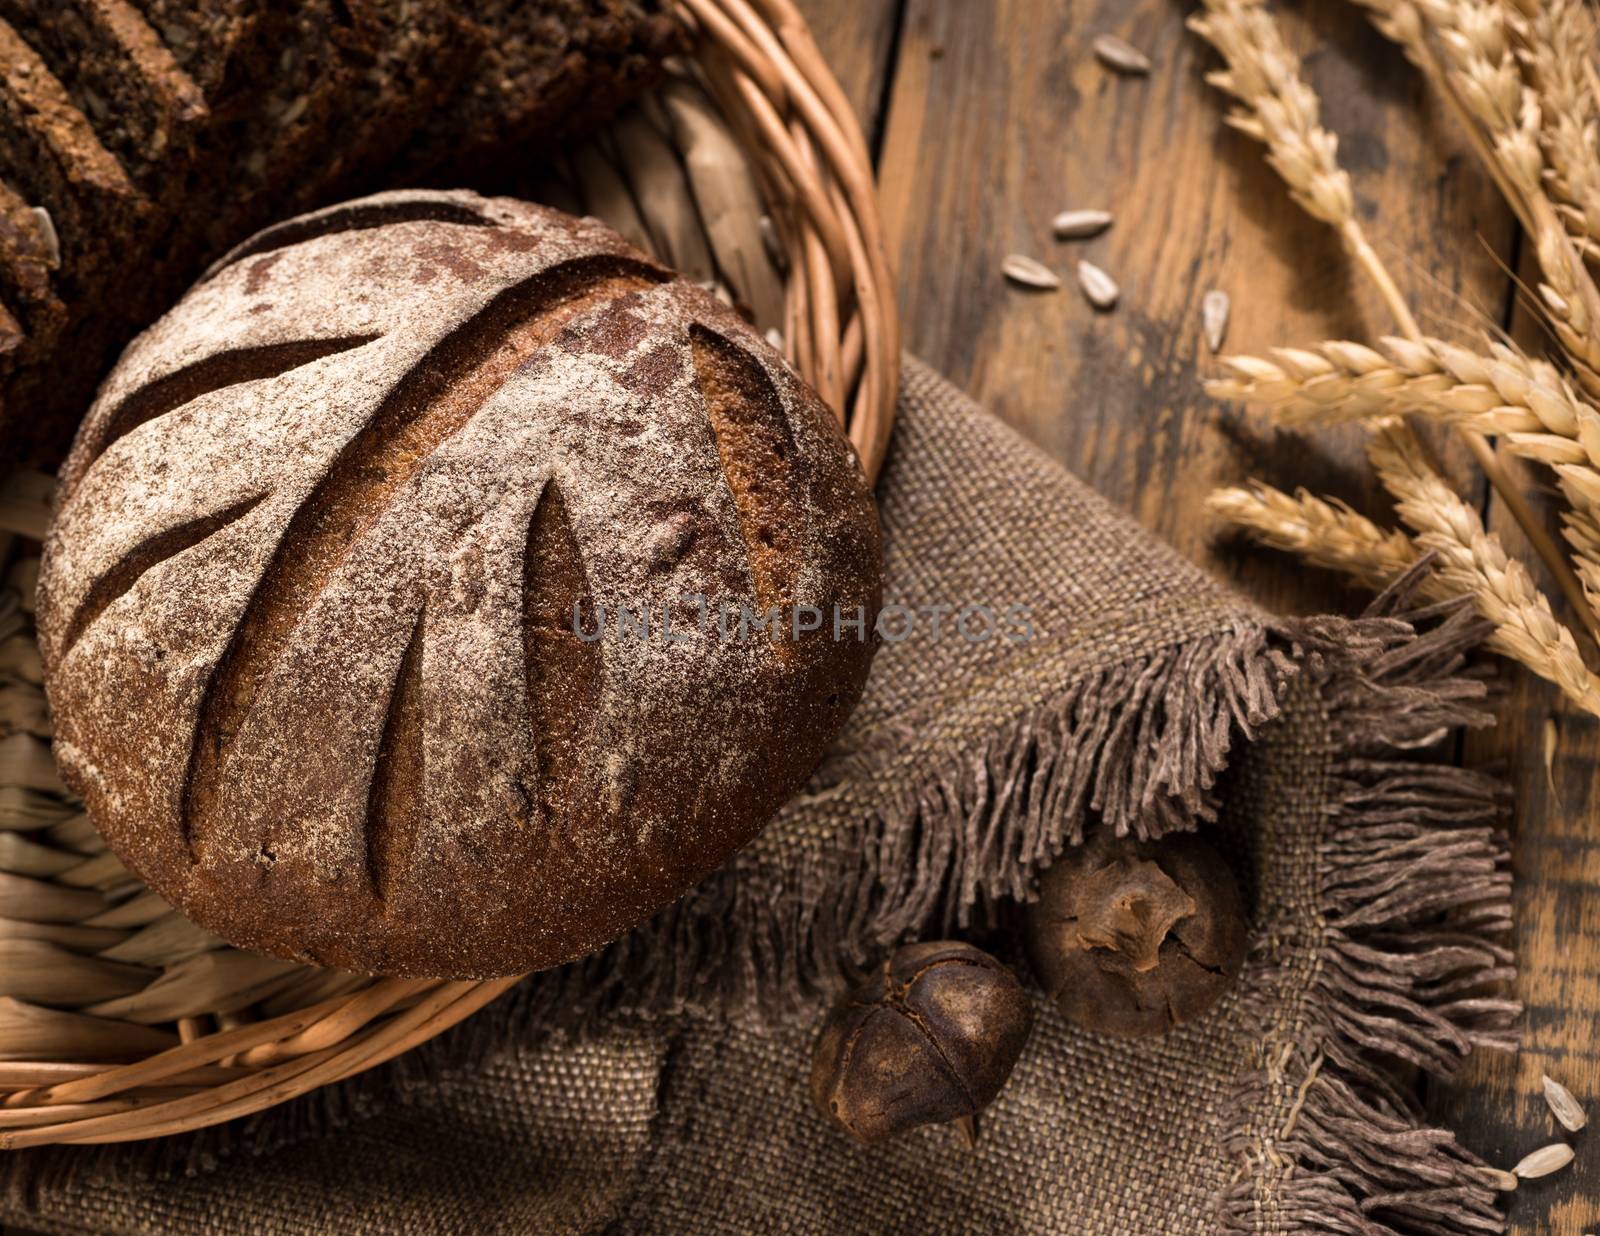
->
[1417, 0, 1600, 394]
[1207, 484, 1421, 591]
[1209, 336, 1590, 445]
[1189, 0, 1417, 334]
[1521, 0, 1600, 264]
[1204, 480, 1600, 694]
[1354, 0, 1537, 234]
[1214, 335, 1600, 611]
[1369, 420, 1600, 713]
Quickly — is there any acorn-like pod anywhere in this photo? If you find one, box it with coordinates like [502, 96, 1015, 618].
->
[810, 941, 1033, 1145]
[1024, 830, 1248, 1037]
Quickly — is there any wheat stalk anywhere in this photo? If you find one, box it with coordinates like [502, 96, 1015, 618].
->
[1369, 421, 1600, 712]
[1562, 496, 1600, 607]
[1193, 0, 1598, 656]
[1207, 483, 1421, 590]
[1360, 0, 1600, 627]
[1187, 2, 1355, 230]
[1210, 470, 1600, 712]
[1189, 0, 1418, 334]
[1355, 0, 1537, 234]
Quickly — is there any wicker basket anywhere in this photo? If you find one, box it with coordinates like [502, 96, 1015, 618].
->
[0, 0, 898, 1149]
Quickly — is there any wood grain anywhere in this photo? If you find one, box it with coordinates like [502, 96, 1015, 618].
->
[797, 0, 1600, 1231]
[874, 0, 1511, 619]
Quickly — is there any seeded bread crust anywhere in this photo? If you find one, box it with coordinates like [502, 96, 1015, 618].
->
[38, 190, 882, 979]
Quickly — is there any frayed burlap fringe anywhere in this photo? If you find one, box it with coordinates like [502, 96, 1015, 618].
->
[512, 619, 1300, 1028]
[1221, 582, 1517, 1235]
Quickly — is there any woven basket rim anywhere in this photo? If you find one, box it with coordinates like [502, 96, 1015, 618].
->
[0, 0, 898, 1149]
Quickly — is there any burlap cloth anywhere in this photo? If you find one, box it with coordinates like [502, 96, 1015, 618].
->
[4, 360, 1518, 1234]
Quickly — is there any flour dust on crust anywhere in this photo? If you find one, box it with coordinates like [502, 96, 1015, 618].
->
[37, 188, 883, 979]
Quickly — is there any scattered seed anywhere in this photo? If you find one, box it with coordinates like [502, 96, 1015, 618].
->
[1077, 260, 1120, 310]
[1512, 1142, 1575, 1180]
[1480, 1166, 1519, 1192]
[1094, 34, 1152, 76]
[29, 207, 58, 268]
[80, 86, 109, 124]
[1002, 254, 1061, 290]
[277, 93, 309, 129]
[1543, 1073, 1587, 1132]
[1203, 290, 1231, 353]
[1052, 208, 1113, 239]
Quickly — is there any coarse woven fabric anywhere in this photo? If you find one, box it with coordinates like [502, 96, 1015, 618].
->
[2, 359, 1519, 1234]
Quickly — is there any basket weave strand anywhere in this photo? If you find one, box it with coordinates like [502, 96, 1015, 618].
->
[0, 0, 897, 1148]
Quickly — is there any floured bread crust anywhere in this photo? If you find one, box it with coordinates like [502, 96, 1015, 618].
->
[38, 189, 881, 979]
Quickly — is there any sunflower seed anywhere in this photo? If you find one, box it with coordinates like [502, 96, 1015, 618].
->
[1077, 260, 1120, 310]
[1052, 209, 1113, 239]
[1002, 254, 1061, 290]
[29, 207, 58, 268]
[1480, 1166, 1518, 1192]
[1203, 289, 1231, 352]
[1543, 1073, 1587, 1132]
[277, 93, 309, 129]
[1512, 1142, 1575, 1180]
[1094, 34, 1152, 75]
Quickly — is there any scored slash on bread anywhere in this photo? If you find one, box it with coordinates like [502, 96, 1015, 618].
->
[39, 190, 883, 980]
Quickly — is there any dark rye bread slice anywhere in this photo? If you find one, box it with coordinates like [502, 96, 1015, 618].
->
[38, 191, 882, 979]
[0, 17, 144, 278]
[209, 3, 478, 232]
[127, 0, 261, 100]
[397, 1, 684, 181]
[0, 1, 683, 467]
[0, 0, 208, 188]
[192, 4, 378, 242]
[270, 2, 482, 210]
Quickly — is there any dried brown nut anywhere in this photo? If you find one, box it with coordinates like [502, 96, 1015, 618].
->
[810, 941, 1034, 1144]
[1024, 830, 1247, 1037]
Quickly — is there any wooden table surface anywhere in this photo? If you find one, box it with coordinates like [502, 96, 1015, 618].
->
[793, 1, 1596, 1231]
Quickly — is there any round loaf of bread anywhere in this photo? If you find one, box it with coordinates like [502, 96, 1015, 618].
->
[37, 189, 882, 979]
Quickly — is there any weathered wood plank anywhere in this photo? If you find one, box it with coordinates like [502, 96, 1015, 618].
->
[874, 0, 1512, 620]
[1438, 694, 1600, 1234]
